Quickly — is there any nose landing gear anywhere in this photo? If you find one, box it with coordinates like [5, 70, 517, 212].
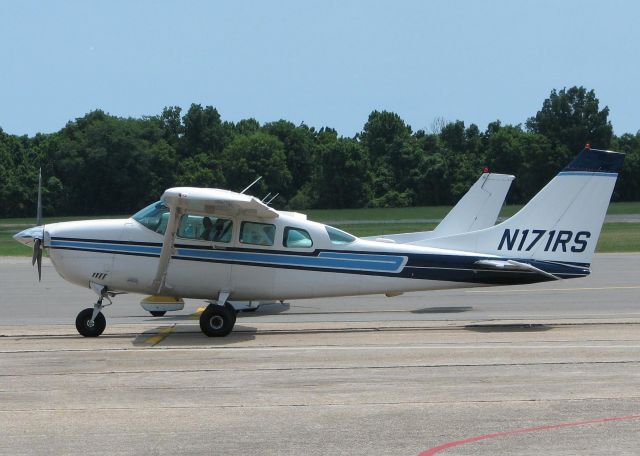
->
[75, 284, 113, 337]
[75, 307, 106, 337]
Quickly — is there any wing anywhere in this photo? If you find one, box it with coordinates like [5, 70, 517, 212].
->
[161, 187, 279, 219]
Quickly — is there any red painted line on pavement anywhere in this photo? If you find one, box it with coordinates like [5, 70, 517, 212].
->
[419, 414, 640, 455]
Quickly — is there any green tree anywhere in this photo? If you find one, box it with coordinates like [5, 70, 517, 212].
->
[0, 91, 635, 219]
[314, 138, 372, 209]
[438, 121, 486, 203]
[526, 86, 613, 153]
[221, 132, 292, 201]
[175, 153, 225, 188]
[159, 106, 183, 145]
[360, 111, 418, 204]
[52, 110, 169, 214]
[180, 104, 231, 158]
[263, 120, 317, 200]
[612, 132, 640, 201]
[360, 110, 412, 165]
[233, 118, 261, 136]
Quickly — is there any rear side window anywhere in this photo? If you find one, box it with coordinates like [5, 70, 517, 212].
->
[283, 227, 313, 248]
[240, 222, 276, 246]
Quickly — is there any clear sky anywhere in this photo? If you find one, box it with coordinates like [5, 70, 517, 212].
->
[1, 0, 639, 137]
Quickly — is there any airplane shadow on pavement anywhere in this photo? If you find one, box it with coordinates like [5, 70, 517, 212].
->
[464, 323, 552, 332]
[411, 306, 473, 314]
[129, 301, 292, 346]
[132, 324, 258, 347]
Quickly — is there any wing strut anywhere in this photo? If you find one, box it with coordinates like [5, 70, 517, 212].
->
[152, 207, 183, 294]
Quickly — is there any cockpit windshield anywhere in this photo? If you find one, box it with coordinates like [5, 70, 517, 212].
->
[132, 201, 170, 234]
[325, 225, 357, 245]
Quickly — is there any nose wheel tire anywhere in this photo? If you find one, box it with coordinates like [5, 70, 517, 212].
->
[75, 308, 106, 337]
[200, 304, 236, 337]
[149, 311, 166, 317]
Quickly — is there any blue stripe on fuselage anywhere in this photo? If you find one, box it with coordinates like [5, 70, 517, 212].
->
[174, 248, 406, 272]
[50, 239, 162, 255]
[48, 237, 589, 282]
[49, 239, 406, 273]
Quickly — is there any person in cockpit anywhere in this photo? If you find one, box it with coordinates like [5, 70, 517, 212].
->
[211, 218, 227, 242]
[200, 217, 214, 240]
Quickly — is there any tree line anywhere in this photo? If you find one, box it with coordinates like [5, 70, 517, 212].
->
[1, 86, 638, 218]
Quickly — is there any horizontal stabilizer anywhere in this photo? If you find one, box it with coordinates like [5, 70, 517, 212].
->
[475, 259, 560, 280]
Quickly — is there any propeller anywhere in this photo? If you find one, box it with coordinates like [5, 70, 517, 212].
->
[32, 167, 44, 281]
[32, 237, 43, 281]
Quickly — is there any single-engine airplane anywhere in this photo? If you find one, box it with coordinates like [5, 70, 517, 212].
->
[14, 147, 623, 338]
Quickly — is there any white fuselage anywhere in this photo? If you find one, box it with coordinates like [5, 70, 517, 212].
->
[42, 213, 494, 302]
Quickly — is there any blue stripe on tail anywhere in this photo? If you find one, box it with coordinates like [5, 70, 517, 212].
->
[563, 148, 625, 173]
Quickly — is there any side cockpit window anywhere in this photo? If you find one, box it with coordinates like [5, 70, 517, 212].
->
[132, 201, 170, 235]
[240, 222, 276, 246]
[178, 214, 233, 242]
[283, 227, 313, 248]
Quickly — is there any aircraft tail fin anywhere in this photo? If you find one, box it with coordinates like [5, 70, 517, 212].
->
[416, 148, 624, 266]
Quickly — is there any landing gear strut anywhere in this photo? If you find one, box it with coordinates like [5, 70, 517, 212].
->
[76, 285, 112, 337]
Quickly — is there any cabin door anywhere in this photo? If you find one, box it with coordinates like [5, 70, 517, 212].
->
[163, 213, 233, 297]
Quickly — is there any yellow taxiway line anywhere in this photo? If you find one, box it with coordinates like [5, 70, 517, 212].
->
[190, 306, 206, 319]
[145, 306, 205, 345]
[144, 324, 176, 346]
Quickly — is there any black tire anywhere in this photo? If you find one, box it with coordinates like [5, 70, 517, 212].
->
[150, 310, 166, 317]
[75, 308, 106, 337]
[224, 303, 238, 325]
[200, 304, 235, 337]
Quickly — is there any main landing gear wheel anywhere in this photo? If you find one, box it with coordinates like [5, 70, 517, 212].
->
[226, 303, 238, 325]
[149, 311, 166, 317]
[200, 304, 236, 337]
[75, 308, 106, 337]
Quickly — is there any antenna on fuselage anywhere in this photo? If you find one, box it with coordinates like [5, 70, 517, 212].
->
[33, 167, 44, 281]
[261, 192, 272, 202]
[241, 176, 262, 194]
[266, 193, 279, 206]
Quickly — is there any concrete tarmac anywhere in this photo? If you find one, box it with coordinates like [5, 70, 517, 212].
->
[1, 254, 640, 455]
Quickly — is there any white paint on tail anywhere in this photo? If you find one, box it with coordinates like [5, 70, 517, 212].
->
[416, 149, 624, 265]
